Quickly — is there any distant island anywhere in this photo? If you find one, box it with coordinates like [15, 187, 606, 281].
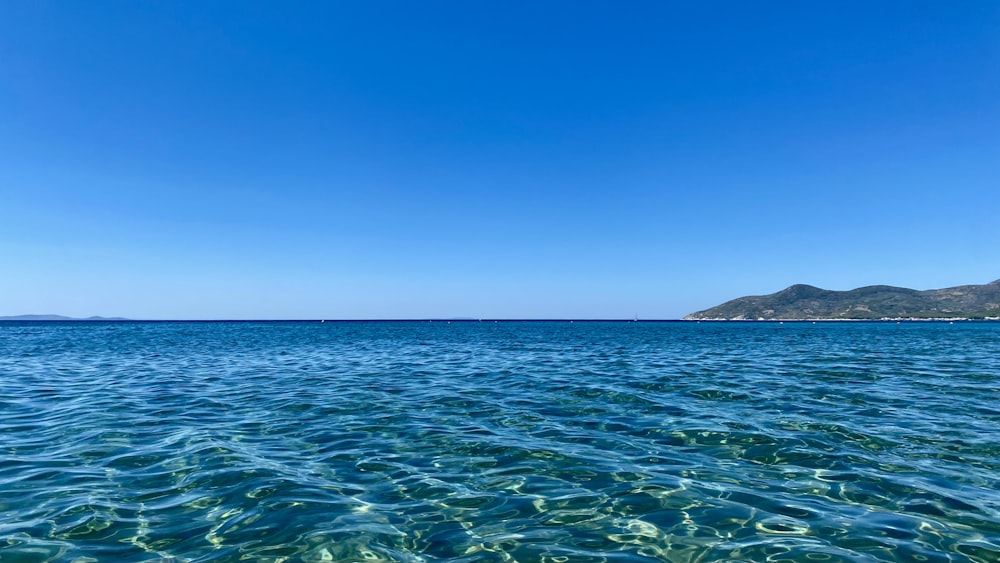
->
[686, 279, 1000, 321]
[0, 315, 131, 321]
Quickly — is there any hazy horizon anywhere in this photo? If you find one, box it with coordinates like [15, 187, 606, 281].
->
[5, 277, 1000, 321]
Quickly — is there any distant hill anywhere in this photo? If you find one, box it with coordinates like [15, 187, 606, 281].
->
[0, 314, 131, 321]
[685, 279, 1000, 320]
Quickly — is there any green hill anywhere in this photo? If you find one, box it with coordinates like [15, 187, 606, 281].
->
[685, 279, 1000, 320]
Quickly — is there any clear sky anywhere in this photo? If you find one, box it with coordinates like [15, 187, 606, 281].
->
[2, 1, 998, 319]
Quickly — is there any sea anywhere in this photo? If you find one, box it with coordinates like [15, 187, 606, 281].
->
[1, 320, 998, 563]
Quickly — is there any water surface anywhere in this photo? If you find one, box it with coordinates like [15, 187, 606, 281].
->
[1, 321, 998, 562]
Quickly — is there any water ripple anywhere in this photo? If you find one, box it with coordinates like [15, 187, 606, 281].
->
[1, 321, 998, 562]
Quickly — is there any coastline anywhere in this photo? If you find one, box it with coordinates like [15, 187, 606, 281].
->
[684, 317, 1000, 322]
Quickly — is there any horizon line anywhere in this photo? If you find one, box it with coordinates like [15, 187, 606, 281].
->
[2, 318, 994, 323]
[0, 317, 680, 322]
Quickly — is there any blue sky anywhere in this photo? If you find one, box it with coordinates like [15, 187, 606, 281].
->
[2, 1, 998, 319]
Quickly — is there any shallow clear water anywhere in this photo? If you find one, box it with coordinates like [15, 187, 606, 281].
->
[1, 321, 999, 562]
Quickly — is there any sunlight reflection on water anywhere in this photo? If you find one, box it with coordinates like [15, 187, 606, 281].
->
[1, 321, 998, 562]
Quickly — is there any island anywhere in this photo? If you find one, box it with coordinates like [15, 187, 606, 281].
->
[685, 279, 1000, 321]
[0, 315, 131, 321]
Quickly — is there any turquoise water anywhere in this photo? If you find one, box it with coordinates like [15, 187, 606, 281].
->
[1, 321, 999, 563]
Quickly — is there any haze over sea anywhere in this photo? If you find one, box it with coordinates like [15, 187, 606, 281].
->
[2, 320, 998, 562]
